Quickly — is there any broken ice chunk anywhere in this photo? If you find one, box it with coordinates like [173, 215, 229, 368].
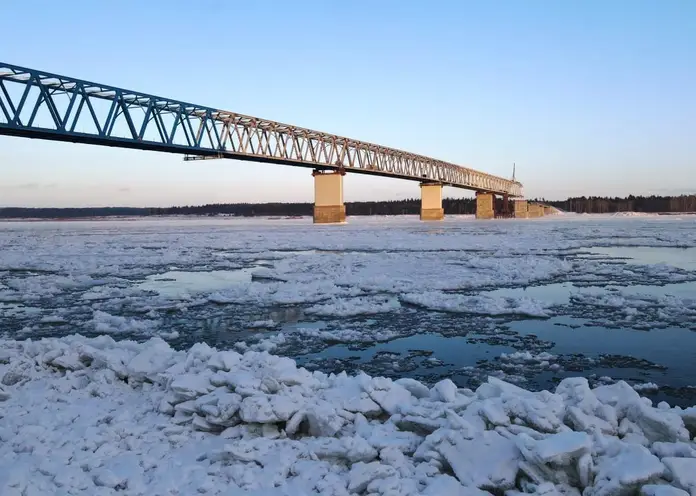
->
[589, 444, 665, 496]
[641, 485, 690, 496]
[662, 458, 696, 495]
[170, 374, 213, 400]
[347, 461, 396, 493]
[437, 430, 520, 491]
[363, 377, 413, 415]
[430, 379, 458, 403]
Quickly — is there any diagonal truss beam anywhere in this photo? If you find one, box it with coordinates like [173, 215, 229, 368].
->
[0, 62, 523, 197]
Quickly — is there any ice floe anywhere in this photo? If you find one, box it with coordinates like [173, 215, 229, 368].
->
[3, 217, 696, 347]
[402, 291, 554, 317]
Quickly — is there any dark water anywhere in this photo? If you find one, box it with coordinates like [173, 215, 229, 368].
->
[291, 315, 696, 406]
[285, 246, 696, 406]
[2, 238, 696, 406]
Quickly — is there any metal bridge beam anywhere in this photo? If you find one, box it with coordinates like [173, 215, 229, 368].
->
[0, 63, 523, 197]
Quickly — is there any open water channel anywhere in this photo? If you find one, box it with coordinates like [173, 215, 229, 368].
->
[1, 215, 695, 405]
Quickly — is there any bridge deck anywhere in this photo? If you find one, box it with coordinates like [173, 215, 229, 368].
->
[0, 63, 522, 197]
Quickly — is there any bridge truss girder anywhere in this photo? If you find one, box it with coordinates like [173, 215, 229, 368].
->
[0, 63, 522, 197]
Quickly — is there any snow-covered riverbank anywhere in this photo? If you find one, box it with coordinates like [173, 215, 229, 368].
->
[1, 334, 694, 495]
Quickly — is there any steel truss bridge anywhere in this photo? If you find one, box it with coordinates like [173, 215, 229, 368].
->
[0, 63, 522, 197]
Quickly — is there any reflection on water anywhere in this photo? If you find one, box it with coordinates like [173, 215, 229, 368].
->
[138, 269, 252, 298]
[283, 321, 326, 333]
[295, 317, 696, 405]
[509, 317, 696, 387]
[269, 250, 316, 256]
[270, 307, 306, 324]
[589, 246, 696, 270]
[478, 280, 696, 306]
[616, 281, 696, 298]
[483, 283, 576, 305]
[303, 333, 512, 369]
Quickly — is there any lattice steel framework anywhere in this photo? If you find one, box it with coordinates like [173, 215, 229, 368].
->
[0, 63, 522, 197]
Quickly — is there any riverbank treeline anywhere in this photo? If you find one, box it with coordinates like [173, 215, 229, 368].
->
[1, 195, 694, 219]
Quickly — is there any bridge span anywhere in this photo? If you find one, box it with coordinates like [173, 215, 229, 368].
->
[0, 62, 537, 222]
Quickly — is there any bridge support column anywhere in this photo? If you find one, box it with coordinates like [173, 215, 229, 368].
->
[514, 200, 528, 219]
[528, 204, 544, 218]
[475, 192, 495, 219]
[420, 183, 444, 221]
[313, 170, 346, 224]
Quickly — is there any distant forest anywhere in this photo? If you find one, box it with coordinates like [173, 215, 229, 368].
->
[1, 195, 695, 219]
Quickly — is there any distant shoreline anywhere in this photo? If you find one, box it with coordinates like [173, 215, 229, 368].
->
[1, 212, 695, 223]
[1, 195, 695, 220]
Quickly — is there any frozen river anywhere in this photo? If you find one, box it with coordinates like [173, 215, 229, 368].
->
[2, 214, 696, 495]
[2, 214, 695, 405]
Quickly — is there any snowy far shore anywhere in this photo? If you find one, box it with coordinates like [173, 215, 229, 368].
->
[1, 334, 695, 495]
[1, 211, 695, 223]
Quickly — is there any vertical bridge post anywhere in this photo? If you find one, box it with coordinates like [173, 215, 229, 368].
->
[313, 170, 346, 224]
[528, 203, 544, 218]
[514, 200, 528, 218]
[420, 182, 444, 221]
[475, 192, 495, 219]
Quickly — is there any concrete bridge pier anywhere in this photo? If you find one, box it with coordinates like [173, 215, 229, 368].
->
[514, 200, 528, 218]
[475, 192, 495, 219]
[527, 203, 544, 218]
[313, 170, 346, 224]
[420, 182, 444, 221]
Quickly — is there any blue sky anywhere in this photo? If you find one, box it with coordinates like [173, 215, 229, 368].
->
[1, 0, 695, 207]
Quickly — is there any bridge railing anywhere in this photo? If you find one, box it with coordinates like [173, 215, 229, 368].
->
[0, 62, 522, 197]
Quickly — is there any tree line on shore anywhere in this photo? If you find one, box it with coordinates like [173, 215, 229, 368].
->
[1, 195, 694, 219]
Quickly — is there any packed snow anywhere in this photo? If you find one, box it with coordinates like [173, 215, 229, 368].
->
[1, 334, 695, 495]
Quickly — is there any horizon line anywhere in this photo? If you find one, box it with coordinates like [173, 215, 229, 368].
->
[2, 193, 696, 211]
